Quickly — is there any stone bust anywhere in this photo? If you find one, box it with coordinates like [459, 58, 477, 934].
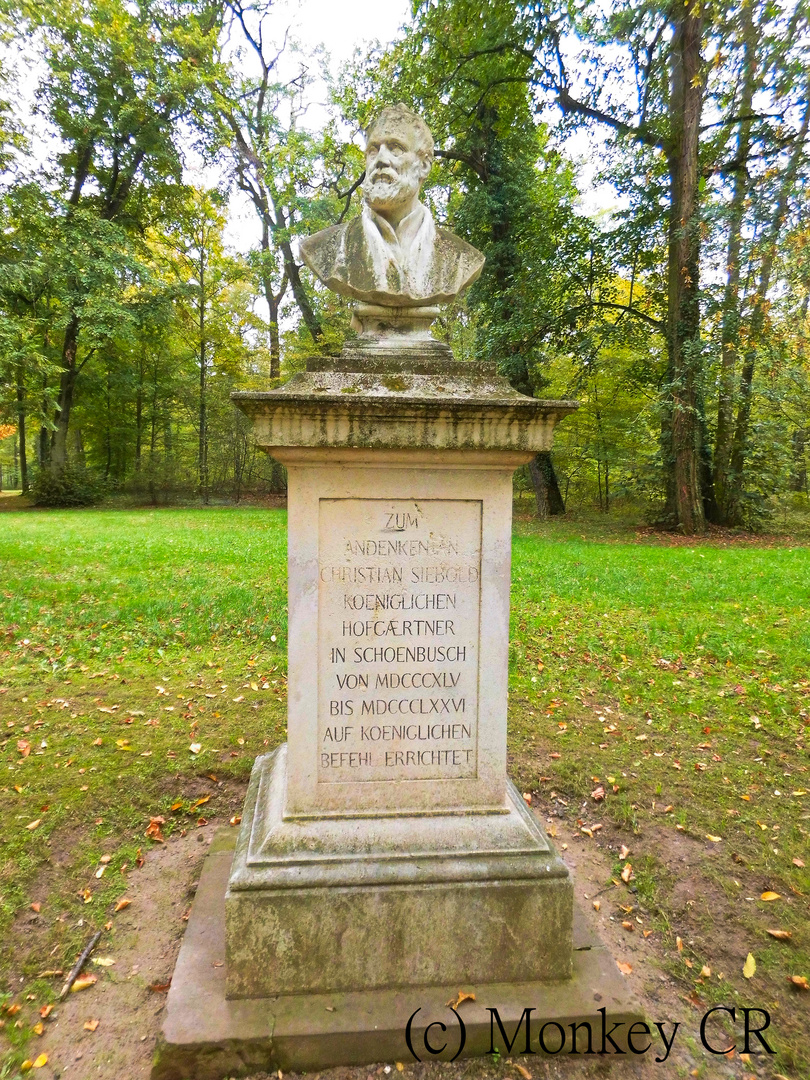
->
[299, 104, 485, 309]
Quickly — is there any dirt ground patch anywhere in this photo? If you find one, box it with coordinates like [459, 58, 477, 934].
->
[8, 796, 785, 1080]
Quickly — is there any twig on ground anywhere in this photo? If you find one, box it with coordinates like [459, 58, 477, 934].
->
[59, 930, 102, 1000]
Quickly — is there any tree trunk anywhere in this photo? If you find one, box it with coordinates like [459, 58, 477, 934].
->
[665, 1, 706, 534]
[49, 314, 80, 475]
[790, 428, 807, 493]
[528, 452, 565, 518]
[16, 364, 28, 493]
[199, 249, 209, 504]
[712, 0, 758, 521]
[723, 86, 810, 524]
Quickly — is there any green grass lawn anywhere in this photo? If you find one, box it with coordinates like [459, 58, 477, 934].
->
[1, 506, 809, 1075]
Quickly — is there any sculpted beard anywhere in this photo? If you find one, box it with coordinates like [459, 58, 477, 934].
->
[364, 160, 422, 215]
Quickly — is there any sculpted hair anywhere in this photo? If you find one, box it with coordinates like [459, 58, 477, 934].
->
[366, 105, 435, 166]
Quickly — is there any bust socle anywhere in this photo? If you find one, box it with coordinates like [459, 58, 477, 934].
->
[299, 104, 485, 309]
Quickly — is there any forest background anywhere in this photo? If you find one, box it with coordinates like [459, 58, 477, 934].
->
[0, 0, 807, 536]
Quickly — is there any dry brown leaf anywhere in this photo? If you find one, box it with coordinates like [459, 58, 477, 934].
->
[445, 990, 476, 1009]
[793, 857, 805, 868]
[761, 891, 781, 901]
[642, 929, 653, 939]
[30, 902, 41, 913]
[144, 817, 165, 842]
[522, 792, 532, 806]
[229, 815, 241, 826]
[191, 795, 210, 809]
[619, 845, 630, 860]
[25, 819, 41, 831]
[84, 1019, 99, 1031]
[39, 1005, 52, 1019]
[513, 1065, 532, 1080]
[676, 936, 684, 951]
[622, 921, 634, 931]
[114, 897, 131, 912]
[684, 957, 693, 968]
[592, 900, 601, 912]
[700, 965, 712, 978]
[70, 974, 97, 993]
[149, 981, 171, 993]
[616, 961, 633, 975]
[766, 929, 792, 941]
[591, 785, 606, 801]
[621, 863, 633, 883]
[787, 975, 808, 990]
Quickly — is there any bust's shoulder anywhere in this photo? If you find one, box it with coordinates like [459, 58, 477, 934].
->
[299, 219, 363, 278]
[433, 226, 486, 268]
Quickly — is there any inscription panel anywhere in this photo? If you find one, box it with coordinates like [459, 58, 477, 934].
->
[318, 498, 481, 783]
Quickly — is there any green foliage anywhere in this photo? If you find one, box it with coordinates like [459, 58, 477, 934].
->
[29, 462, 106, 506]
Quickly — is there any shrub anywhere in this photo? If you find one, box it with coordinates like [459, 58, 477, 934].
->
[31, 464, 107, 508]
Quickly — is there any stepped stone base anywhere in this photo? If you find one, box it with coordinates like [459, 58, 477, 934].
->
[225, 748, 573, 998]
[151, 831, 644, 1080]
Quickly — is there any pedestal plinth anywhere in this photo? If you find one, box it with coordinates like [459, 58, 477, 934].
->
[151, 357, 645, 1079]
[226, 358, 578, 997]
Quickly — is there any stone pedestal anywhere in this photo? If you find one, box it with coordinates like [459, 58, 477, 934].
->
[151, 356, 645, 1079]
[225, 358, 578, 997]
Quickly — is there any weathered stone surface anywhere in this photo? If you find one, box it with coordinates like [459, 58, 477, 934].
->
[225, 748, 572, 998]
[153, 831, 644, 1080]
[299, 105, 484, 316]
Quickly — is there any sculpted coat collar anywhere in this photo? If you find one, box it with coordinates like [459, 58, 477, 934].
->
[299, 203, 485, 309]
[361, 201, 437, 299]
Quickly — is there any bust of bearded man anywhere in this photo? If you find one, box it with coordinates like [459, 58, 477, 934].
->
[299, 104, 485, 309]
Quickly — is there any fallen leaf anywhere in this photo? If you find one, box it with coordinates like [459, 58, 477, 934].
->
[592, 900, 601, 911]
[619, 845, 630, 860]
[622, 921, 634, 931]
[80, 888, 92, 904]
[445, 989, 476, 1009]
[26, 819, 41, 831]
[145, 817, 165, 842]
[91, 957, 114, 967]
[189, 743, 202, 754]
[84, 1019, 99, 1031]
[700, 965, 712, 978]
[513, 1065, 532, 1080]
[522, 792, 532, 805]
[766, 929, 792, 941]
[92, 738, 102, 746]
[787, 975, 808, 990]
[677, 936, 684, 952]
[170, 800, 183, 811]
[39, 1005, 52, 1019]
[643, 929, 653, 938]
[114, 898, 131, 912]
[149, 981, 171, 993]
[617, 961, 633, 975]
[591, 785, 606, 801]
[793, 857, 805, 868]
[30, 902, 41, 913]
[621, 863, 633, 883]
[706, 834, 722, 843]
[31, 1022, 44, 1035]
[191, 795, 210, 809]
[32, 1055, 48, 1069]
[17, 739, 31, 757]
[229, 815, 241, 826]
[684, 958, 693, 968]
[743, 953, 756, 979]
[761, 891, 781, 901]
[70, 974, 97, 993]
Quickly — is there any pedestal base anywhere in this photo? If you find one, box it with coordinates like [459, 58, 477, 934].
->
[152, 831, 643, 1080]
[225, 748, 573, 997]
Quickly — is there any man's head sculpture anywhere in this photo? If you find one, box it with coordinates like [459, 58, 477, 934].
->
[299, 104, 484, 346]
